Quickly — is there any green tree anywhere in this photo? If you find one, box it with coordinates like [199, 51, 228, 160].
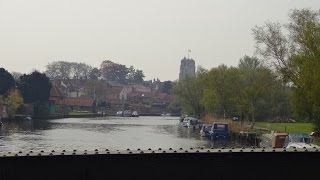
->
[174, 74, 205, 118]
[252, 9, 320, 130]
[5, 89, 23, 117]
[238, 56, 275, 127]
[202, 65, 237, 118]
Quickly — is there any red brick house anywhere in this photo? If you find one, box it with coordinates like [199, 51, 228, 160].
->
[55, 97, 95, 112]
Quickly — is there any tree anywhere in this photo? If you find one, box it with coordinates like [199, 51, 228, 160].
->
[19, 71, 52, 103]
[133, 70, 145, 83]
[11, 71, 22, 82]
[5, 89, 23, 117]
[45, 61, 93, 79]
[0, 68, 15, 95]
[174, 73, 206, 118]
[89, 68, 101, 80]
[202, 65, 237, 118]
[127, 66, 136, 81]
[161, 81, 173, 94]
[238, 56, 275, 127]
[45, 61, 72, 79]
[252, 9, 320, 130]
[70, 62, 92, 79]
[100, 60, 129, 83]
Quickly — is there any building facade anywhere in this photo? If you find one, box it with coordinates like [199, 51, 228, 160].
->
[179, 57, 195, 80]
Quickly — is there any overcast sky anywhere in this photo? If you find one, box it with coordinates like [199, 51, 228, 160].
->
[0, 0, 319, 81]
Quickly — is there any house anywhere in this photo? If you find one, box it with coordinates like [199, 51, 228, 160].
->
[127, 85, 152, 93]
[0, 96, 8, 119]
[49, 84, 66, 114]
[55, 97, 95, 112]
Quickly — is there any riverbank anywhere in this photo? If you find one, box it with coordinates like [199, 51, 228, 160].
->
[254, 122, 314, 134]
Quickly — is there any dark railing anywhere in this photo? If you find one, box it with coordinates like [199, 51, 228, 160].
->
[0, 148, 318, 180]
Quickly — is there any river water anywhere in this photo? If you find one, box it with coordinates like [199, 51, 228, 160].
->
[0, 116, 225, 152]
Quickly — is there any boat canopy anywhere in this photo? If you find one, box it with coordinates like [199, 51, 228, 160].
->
[288, 133, 311, 139]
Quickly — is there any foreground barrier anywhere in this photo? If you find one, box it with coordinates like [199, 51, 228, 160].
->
[0, 147, 319, 179]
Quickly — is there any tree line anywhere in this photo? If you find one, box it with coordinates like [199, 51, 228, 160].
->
[45, 60, 145, 84]
[0, 68, 51, 118]
[175, 9, 320, 131]
[175, 56, 291, 127]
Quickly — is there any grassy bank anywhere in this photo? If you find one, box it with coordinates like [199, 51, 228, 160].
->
[255, 122, 314, 134]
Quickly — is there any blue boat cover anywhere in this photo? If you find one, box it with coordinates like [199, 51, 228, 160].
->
[288, 133, 311, 139]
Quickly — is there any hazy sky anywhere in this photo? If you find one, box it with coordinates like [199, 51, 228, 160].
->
[0, 0, 319, 81]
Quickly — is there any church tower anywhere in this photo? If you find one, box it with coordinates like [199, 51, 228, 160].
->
[179, 57, 195, 80]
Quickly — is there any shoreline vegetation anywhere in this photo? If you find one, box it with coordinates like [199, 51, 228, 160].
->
[175, 9, 320, 133]
[202, 115, 314, 134]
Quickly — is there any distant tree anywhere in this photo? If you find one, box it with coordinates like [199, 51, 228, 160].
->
[127, 66, 136, 81]
[89, 68, 101, 80]
[70, 62, 92, 79]
[11, 71, 23, 82]
[126, 66, 145, 83]
[45, 61, 92, 79]
[100, 60, 129, 83]
[19, 71, 52, 103]
[161, 81, 173, 94]
[5, 89, 23, 117]
[45, 61, 72, 79]
[0, 68, 15, 95]
[133, 70, 145, 83]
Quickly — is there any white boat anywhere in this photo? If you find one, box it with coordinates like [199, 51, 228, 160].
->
[116, 111, 123, 116]
[161, 113, 171, 116]
[123, 110, 132, 117]
[24, 116, 32, 121]
[132, 111, 139, 117]
[285, 133, 319, 148]
[181, 117, 199, 128]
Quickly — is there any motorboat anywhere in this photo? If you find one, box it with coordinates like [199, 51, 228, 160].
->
[123, 110, 132, 117]
[116, 111, 123, 116]
[132, 111, 139, 117]
[285, 133, 319, 149]
[24, 116, 32, 121]
[181, 117, 199, 128]
[208, 123, 230, 140]
[200, 124, 212, 137]
[161, 113, 171, 116]
[181, 119, 188, 127]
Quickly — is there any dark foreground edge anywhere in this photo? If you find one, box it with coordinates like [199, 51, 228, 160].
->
[0, 148, 318, 180]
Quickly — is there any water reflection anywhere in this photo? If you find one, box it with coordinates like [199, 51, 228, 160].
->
[0, 116, 214, 152]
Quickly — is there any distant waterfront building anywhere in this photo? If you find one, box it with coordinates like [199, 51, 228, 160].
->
[179, 57, 195, 80]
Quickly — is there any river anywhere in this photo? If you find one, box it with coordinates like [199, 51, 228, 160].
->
[0, 116, 222, 152]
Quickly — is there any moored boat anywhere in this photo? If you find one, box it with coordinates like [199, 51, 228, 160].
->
[131, 111, 139, 117]
[285, 133, 319, 148]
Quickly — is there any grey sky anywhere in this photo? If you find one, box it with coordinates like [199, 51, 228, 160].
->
[0, 0, 319, 81]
